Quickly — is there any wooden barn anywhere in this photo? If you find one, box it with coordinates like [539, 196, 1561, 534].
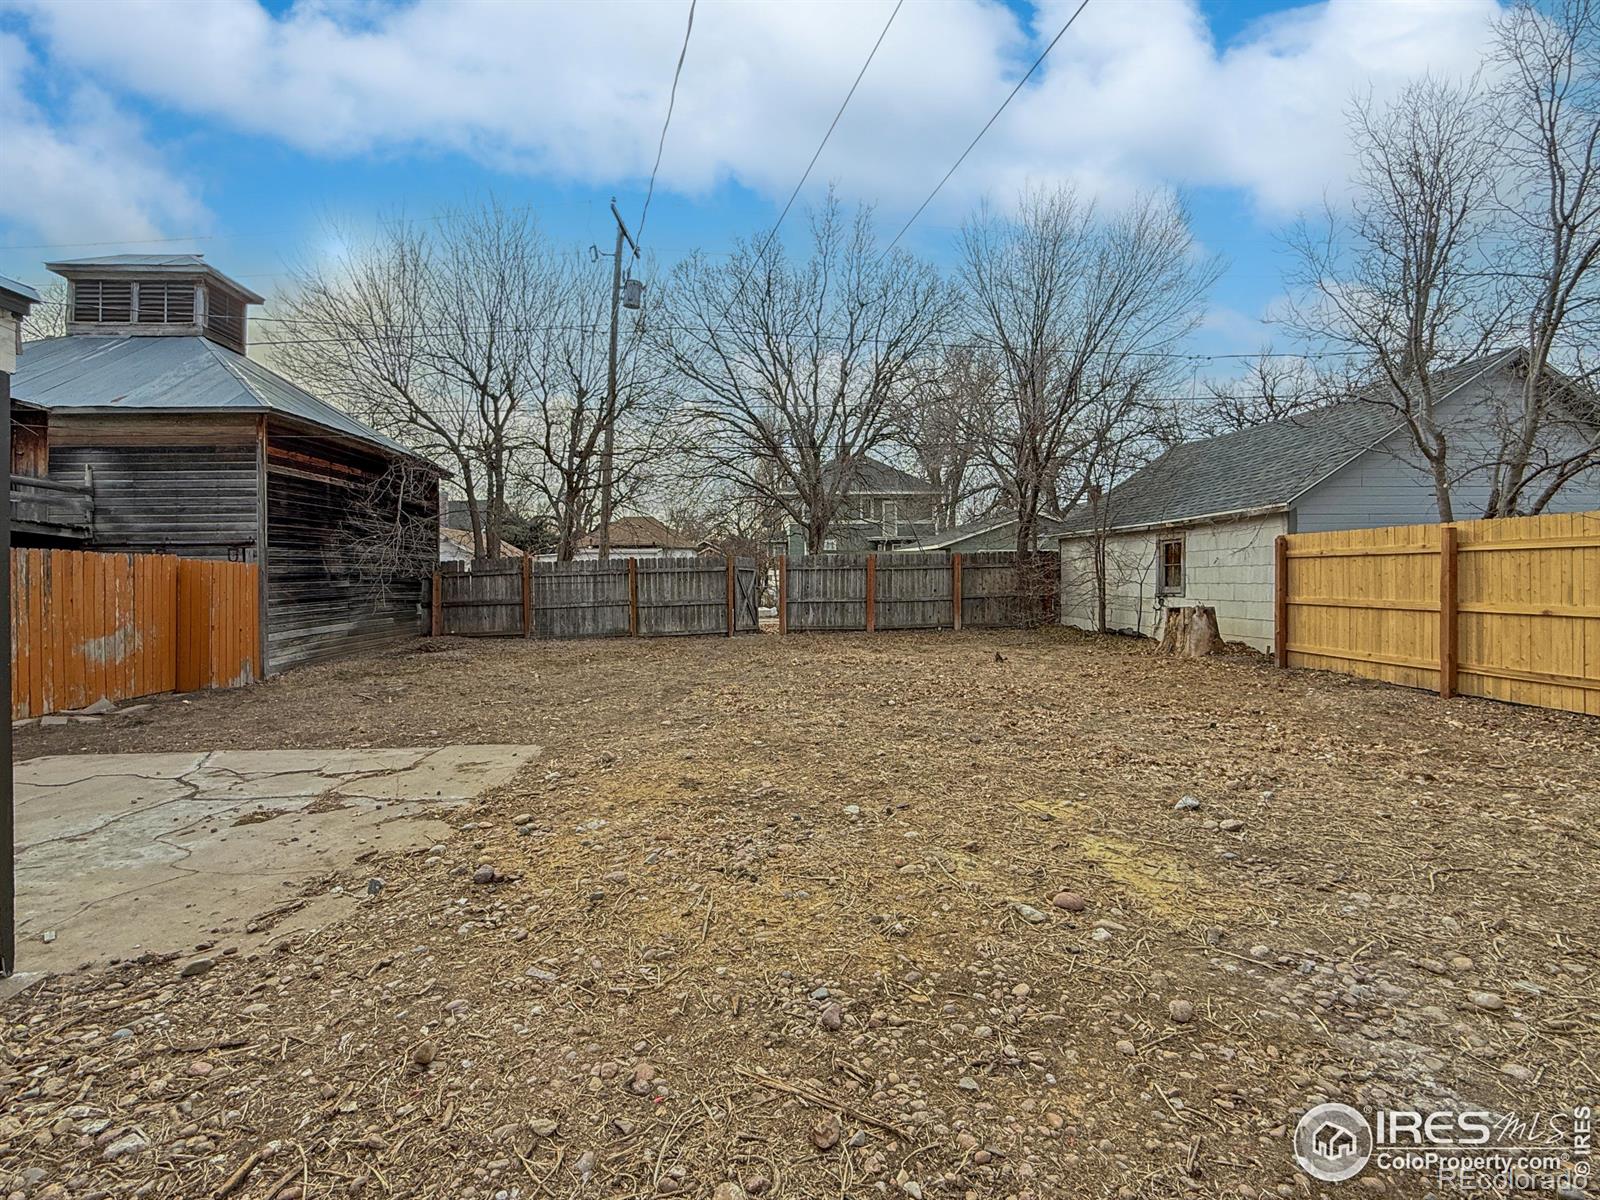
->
[11, 255, 442, 675]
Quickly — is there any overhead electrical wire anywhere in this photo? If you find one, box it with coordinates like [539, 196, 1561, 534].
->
[750, 0, 904, 264]
[881, 0, 1092, 257]
[637, 0, 697, 243]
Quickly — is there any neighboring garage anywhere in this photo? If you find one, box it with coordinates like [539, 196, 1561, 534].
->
[11, 254, 442, 675]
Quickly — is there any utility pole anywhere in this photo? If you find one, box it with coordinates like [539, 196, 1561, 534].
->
[0, 275, 40, 979]
[599, 198, 639, 563]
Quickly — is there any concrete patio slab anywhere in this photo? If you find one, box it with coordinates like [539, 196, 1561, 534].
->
[10, 745, 539, 975]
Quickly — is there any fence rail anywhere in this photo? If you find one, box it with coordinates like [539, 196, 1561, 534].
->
[1274, 510, 1600, 717]
[11, 548, 259, 719]
[779, 550, 1059, 633]
[435, 556, 760, 640]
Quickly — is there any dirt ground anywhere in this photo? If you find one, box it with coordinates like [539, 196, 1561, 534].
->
[3, 629, 1598, 1200]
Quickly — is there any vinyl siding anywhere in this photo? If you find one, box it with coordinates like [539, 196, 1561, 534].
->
[1294, 368, 1600, 532]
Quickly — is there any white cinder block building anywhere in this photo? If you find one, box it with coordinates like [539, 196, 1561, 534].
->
[1057, 350, 1600, 652]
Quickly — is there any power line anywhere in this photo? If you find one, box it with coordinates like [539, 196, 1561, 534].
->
[637, 0, 697, 243]
[752, 0, 904, 264]
[881, 0, 1092, 257]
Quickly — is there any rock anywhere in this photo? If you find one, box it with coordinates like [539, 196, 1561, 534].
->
[411, 1041, 437, 1067]
[366, 878, 385, 897]
[819, 1003, 844, 1031]
[903, 1184, 924, 1199]
[179, 957, 215, 979]
[1249, 944, 1273, 961]
[957, 1077, 979, 1092]
[512, 813, 533, 826]
[810, 1112, 841, 1151]
[40, 930, 55, 944]
[1218, 818, 1245, 832]
[1167, 999, 1196, 1024]
[1090, 927, 1114, 942]
[1470, 992, 1505, 1012]
[529, 1119, 559, 1138]
[1015, 904, 1049, 924]
[1051, 891, 1087, 912]
[1115, 1040, 1136, 1056]
[1174, 796, 1200, 811]
[630, 1062, 657, 1095]
[76, 697, 119, 715]
[103, 1131, 150, 1160]
[843, 805, 860, 817]
[574, 1150, 596, 1183]
[40, 715, 69, 727]
[713, 1185, 748, 1200]
[472, 865, 497, 885]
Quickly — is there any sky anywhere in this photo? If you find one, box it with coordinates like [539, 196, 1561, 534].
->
[0, 0, 1507, 363]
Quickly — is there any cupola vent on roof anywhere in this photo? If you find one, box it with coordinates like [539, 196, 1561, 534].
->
[45, 254, 265, 354]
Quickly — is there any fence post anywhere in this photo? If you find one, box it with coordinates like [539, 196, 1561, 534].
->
[952, 553, 963, 631]
[725, 556, 736, 637]
[1273, 535, 1288, 668]
[865, 553, 877, 633]
[522, 554, 533, 638]
[431, 572, 442, 638]
[778, 555, 788, 635]
[628, 558, 640, 637]
[1439, 524, 1458, 699]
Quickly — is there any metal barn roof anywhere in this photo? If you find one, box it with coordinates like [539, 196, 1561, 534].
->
[12, 334, 427, 464]
[44, 255, 266, 304]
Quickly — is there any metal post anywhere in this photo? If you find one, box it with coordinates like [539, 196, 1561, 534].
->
[598, 199, 638, 565]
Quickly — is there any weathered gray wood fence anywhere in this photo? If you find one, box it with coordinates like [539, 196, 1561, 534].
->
[434, 556, 760, 639]
[779, 551, 1059, 633]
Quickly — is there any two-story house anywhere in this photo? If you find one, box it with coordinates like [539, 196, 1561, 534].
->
[773, 456, 944, 558]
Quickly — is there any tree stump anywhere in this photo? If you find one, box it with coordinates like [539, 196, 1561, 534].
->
[1157, 605, 1221, 657]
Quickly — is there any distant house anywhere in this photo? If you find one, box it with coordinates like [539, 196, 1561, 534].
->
[1056, 350, 1600, 651]
[12, 254, 443, 674]
[775, 456, 944, 557]
[439, 523, 477, 564]
[560, 515, 696, 561]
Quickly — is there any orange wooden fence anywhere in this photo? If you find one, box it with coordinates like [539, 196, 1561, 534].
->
[1275, 510, 1600, 718]
[11, 548, 259, 719]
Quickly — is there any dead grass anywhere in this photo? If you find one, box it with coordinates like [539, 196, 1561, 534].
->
[4, 628, 1599, 1199]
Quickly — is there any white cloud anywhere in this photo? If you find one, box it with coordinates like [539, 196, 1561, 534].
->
[4, 0, 1502, 234]
[0, 32, 207, 246]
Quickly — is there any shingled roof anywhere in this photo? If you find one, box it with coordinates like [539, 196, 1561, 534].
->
[1059, 351, 1519, 533]
[576, 515, 694, 550]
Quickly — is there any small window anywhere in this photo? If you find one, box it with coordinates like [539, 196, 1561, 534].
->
[1157, 538, 1185, 595]
[72, 280, 132, 323]
[823, 538, 838, 552]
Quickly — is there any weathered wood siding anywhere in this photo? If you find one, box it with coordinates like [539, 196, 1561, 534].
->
[437, 557, 760, 639]
[265, 430, 437, 674]
[11, 548, 258, 719]
[1280, 510, 1600, 717]
[47, 414, 259, 557]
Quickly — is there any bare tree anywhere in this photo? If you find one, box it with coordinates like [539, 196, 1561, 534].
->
[888, 342, 994, 530]
[21, 280, 66, 341]
[512, 252, 676, 560]
[1281, 78, 1504, 522]
[959, 187, 1220, 557]
[333, 461, 441, 604]
[270, 200, 547, 558]
[1487, 0, 1600, 514]
[653, 194, 950, 555]
[1188, 351, 1320, 438]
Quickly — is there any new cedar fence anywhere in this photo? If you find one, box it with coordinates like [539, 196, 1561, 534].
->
[778, 551, 1059, 633]
[435, 556, 761, 639]
[11, 548, 260, 719]
[1274, 510, 1600, 718]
